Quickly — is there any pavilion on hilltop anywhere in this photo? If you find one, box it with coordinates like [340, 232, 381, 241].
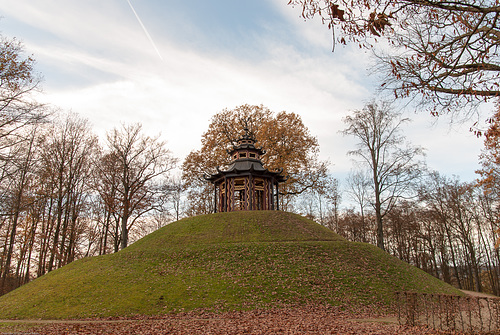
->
[206, 128, 286, 212]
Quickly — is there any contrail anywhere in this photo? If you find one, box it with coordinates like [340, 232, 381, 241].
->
[127, 0, 163, 61]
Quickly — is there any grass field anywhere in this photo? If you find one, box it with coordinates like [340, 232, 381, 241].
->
[0, 211, 461, 319]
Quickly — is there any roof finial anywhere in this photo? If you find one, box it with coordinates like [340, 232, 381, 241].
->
[244, 118, 250, 134]
[242, 117, 252, 140]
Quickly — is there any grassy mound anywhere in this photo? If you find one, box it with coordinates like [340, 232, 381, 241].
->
[0, 211, 460, 319]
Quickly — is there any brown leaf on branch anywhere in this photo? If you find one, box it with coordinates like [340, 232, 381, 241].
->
[368, 11, 391, 36]
[330, 4, 345, 21]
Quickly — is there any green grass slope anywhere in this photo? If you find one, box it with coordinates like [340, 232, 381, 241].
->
[0, 211, 460, 319]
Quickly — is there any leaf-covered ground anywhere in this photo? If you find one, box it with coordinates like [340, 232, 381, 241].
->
[1, 306, 462, 334]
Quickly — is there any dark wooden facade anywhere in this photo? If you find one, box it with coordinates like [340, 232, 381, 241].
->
[206, 129, 285, 212]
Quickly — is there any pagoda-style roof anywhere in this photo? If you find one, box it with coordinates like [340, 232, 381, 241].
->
[227, 128, 265, 157]
[206, 128, 286, 183]
[207, 160, 285, 183]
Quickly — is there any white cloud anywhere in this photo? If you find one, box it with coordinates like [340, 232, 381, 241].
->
[0, 0, 485, 183]
[35, 40, 366, 163]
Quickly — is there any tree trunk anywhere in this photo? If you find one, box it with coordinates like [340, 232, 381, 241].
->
[1, 213, 19, 292]
[120, 215, 128, 250]
[374, 191, 385, 251]
[121, 194, 130, 250]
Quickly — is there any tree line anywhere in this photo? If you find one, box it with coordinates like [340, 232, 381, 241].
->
[0, 112, 178, 295]
[308, 172, 500, 296]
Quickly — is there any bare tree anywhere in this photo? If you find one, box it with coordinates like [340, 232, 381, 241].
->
[345, 169, 371, 238]
[141, 177, 185, 233]
[418, 172, 491, 292]
[37, 113, 98, 273]
[165, 177, 184, 222]
[322, 176, 341, 230]
[342, 101, 426, 250]
[346, 169, 370, 219]
[102, 123, 177, 250]
[92, 151, 122, 253]
[337, 208, 376, 244]
[0, 124, 41, 293]
[184, 183, 214, 217]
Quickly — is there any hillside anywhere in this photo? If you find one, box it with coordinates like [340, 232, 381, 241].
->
[0, 211, 460, 319]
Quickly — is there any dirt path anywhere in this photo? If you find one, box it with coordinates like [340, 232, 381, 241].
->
[461, 289, 497, 298]
[0, 306, 455, 334]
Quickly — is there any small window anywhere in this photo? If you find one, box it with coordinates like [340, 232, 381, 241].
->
[249, 153, 256, 158]
[234, 178, 245, 190]
[240, 153, 247, 158]
[255, 179, 265, 191]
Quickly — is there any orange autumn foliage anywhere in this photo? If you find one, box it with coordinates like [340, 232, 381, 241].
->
[182, 105, 329, 214]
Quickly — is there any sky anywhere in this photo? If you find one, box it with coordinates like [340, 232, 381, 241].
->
[0, 0, 488, 186]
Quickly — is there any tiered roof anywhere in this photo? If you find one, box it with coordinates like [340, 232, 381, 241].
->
[206, 128, 286, 183]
